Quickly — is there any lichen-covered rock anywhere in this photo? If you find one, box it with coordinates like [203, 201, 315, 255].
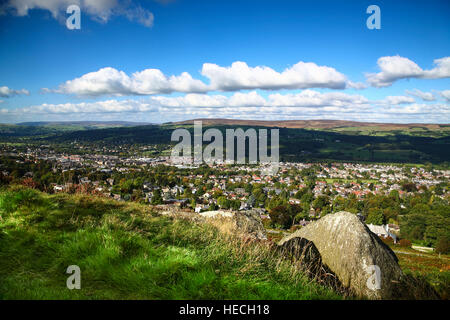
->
[234, 210, 267, 240]
[278, 211, 420, 299]
[198, 209, 267, 240]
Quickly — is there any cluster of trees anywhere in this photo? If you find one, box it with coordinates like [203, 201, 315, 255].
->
[399, 192, 449, 249]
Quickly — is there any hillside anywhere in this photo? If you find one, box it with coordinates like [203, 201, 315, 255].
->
[1, 120, 450, 164]
[174, 118, 450, 131]
[0, 186, 340, 300]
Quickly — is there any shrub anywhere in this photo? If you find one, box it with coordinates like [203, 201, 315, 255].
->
[435, 237, 450, 254]
[399, 239, 412, 247]
[381, 237, 394, 246]
[261, 217, 271, 229]
[269, 205, 293, 229]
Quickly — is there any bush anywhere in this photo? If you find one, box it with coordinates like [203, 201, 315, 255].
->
[435, 237, 450, 254]
[381, 237, 394, 246]
[269, 205, 293, 229]
[261, 217, 271, 229]
[399, 239, 412, 247]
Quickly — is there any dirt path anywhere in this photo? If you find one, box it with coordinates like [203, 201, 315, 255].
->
[394, 250, 450, 261]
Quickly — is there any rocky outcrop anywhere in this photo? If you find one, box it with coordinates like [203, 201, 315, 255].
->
[278, 211, 439, 299]
[233, 210, 267, 240]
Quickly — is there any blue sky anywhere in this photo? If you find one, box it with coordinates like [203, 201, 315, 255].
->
[0, 0, 449, 123]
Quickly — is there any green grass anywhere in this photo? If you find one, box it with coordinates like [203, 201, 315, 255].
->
[0, 186, 341, 300]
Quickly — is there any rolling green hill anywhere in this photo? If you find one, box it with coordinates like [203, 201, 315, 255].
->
[1, 120, 449, 164]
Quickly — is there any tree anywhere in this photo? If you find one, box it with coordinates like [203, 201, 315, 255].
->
[230, 200, 240, 211]
[217, 196, 230, 209]
[312, 195, 330, 213]
[269, 205, 294, 229]
[294, 187, 308, 199]
[435, 236, 450, 254]
[402, 182, 417, 193]
[366, 208, 385, 225]
[400, 214, 426, 240]
[151, 189, 163, 205]
[246, 194, 256, 207]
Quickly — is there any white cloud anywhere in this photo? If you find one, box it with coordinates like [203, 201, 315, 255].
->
[1, 0, 154, 27]
[3, 90, 449, 124]
[440, 90, 450, 102]
[15, 99, 158, 114]
[201, 61, 353, 91]
[0, 90, 369, 114]
[379, 95, 415, 105]
[346, 81, 367, 90]
[266, 90, 368, 107]
[381, 103, 450, 115]
[405, 89, 435, 101]
[52, 60, 365, 97]
[0, 86, 29, 97]
[54, 67, 209, 96]
[367, 56, 450, 87]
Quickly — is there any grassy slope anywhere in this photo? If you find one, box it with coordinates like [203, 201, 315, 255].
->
[0, 186, 340, 300]
[391, 246, 450, 299]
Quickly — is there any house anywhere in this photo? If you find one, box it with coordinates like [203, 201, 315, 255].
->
[366, 224, 398, 243]
[80, 177, 91, 184]
[195, 204, 209, 213]
[53, 185, 65, 192]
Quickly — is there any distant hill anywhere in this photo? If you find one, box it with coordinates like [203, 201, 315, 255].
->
[18, 121, 152, 129]
[173, 118, 449, 131]
[2, 119, 449, 164]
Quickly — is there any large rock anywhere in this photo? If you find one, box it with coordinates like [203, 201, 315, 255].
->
[233, 210, 267, 240]
[199, 209, 267, 240]
[278, 211, 410, 299]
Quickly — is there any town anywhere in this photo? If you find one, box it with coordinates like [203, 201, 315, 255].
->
[1, 141, 448, 249]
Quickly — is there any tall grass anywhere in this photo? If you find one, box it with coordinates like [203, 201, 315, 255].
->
[0, 186, 341, 300]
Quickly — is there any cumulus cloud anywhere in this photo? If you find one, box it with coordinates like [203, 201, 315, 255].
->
[367, 56, 450, 87]
[405, 89, 436, 101]
[201, 61, 354, 91]
[52, 60, 364, 97]
[0, 86, 29, 97]
[0, 0, 154, 27]
[54, 67, 209, 96]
